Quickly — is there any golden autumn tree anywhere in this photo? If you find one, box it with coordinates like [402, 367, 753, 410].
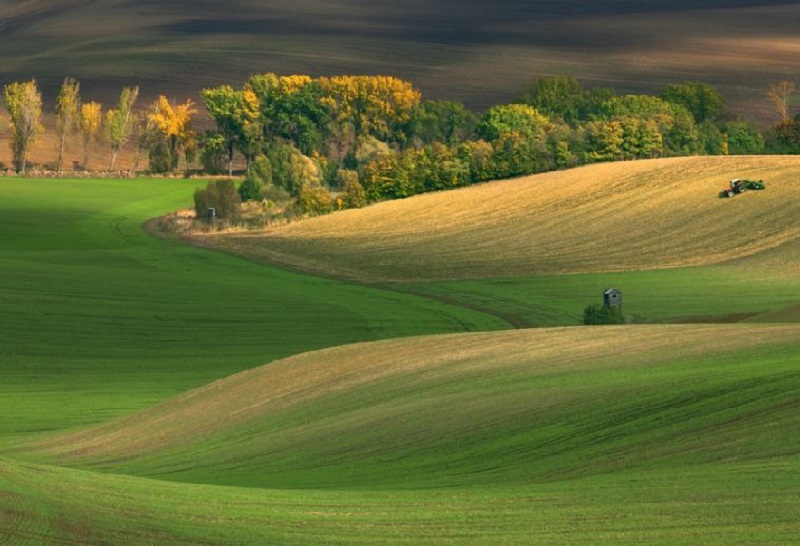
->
[3, 79, 44, 174]
[79, 101, 102, 170]
[148, 95, 197, 172]
[55, 77, 81, 174]
[318, 75, 421, 142]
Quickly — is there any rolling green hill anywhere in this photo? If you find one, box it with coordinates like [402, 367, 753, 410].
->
[0, 178, 505, 444]
[2, 157, 800, 544]
[6, 324, 800, 544]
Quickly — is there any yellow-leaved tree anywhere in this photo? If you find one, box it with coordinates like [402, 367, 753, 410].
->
[318, 75, 421, 161]
[3, 79, 44, 174]
[79, 101, 103, 170]
[148, 95, 198, 172]
[55, 77, 81, 174]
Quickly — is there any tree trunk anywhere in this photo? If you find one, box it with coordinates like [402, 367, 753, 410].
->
[109, 149, 118, 172]
[57, 137, 66, 175]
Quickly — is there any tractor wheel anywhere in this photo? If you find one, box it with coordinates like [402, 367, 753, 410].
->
[727, 190, 734, 198]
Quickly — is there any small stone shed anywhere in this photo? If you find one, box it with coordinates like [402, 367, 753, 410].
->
[603, 288, 622, 308]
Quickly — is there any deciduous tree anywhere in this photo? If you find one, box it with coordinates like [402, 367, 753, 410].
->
[318, 75, 421, 143]
[79, 101, 102, 170]
[3, 79, 44, 174]
[105, 86, 139, 171]
[55, 77, 81, 174]
[148, 96, 197, 172]
[202, 85, 260, 175]
[661, 81, 725, 124]
[768, 80, 795, 122]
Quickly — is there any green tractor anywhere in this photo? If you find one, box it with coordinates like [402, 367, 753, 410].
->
[719, 178, 765, 198]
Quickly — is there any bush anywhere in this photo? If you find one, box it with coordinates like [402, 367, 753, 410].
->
[583, 304, 625, 325]
[297, 185, 332, 216]
[339, 170, 367, 209]
[149, 140, 176, 173]
[194, 179, 242, 220]
[239, 154, 272, 202]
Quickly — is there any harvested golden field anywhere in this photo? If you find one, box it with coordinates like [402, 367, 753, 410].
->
[197, 156, 800, 282]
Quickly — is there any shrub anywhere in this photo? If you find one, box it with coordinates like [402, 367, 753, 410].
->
[297, 185, 332, 215]
[149, 140, 176, 173]
[339, 170, 367, 209]
[194, 179, 241, 220]
[239, 154, 272, 202]
[583, 304, 625, 325]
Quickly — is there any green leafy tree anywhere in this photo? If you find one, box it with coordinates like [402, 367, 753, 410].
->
[202, 85, 261, 175]
[661, 81, 725, 123]
[246, 74, 330, 155]
[584, 120, 624, 162]
[721, 120, 765, 154]
[456, 140, 495, 183]
[476, 103, 549, 142]
[3, 79, 44, 174]
[595, 95, 698, 156]
[238, 154, 273, 202]
[105, 86, 139, 171]
[518, 76, 586, 124]
[199, 131, 228, 174]
[55, 77, 81, 174]
[406, 100, 475, 145]
[266, 140, 322, 198]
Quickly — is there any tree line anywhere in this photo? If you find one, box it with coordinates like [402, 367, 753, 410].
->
[3, 75, 800, 217]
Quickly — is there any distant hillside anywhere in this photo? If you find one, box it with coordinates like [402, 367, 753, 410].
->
[1, 1, 799, 118]
[193, 156, 800, 282]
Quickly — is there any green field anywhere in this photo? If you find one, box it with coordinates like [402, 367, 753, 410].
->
[5, 326, 800, 544]
[2, 169, 800, 544]
[0, 178, 505, 444]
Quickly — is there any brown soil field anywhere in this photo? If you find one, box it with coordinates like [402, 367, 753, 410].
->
[1, 1, 799, 118]
[190, 156, 800, 282]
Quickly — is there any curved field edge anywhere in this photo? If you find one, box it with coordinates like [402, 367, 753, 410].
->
[189, 156, 800, 283]
[0, 178, 508, 443]
[20, 324, 800, 491]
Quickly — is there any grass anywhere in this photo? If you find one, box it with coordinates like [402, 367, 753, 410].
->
[18, 325, 800, 489]
[6, 325, 800, 544]
[2, 163, 800, 544]
[0, 178, 506, 444]
[2, 459, 799, 545]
